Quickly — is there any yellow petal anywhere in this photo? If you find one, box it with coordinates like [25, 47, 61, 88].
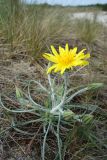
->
[47, 64, 57, 74]
[84, 53, 90, 59]
[43, 53, 51, 58]
[61, 68, 66, 74]
[76, 51, 90, 59]
[76, 52, 85, 59]
[65, 43, 69, 52]
[59, 46, 65, 54]
[43, 53, 58, 63]
[54, 66, 60, 72]
[71, 47, 77, 55]
[51, 45, 58, 56]
[69, 49, 75, 57]
[77, 49, 86, 56]
[79, 60, 89, 66]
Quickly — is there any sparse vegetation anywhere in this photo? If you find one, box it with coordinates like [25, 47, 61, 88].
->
[72, 16, 102, 44]
[0, 1, 107, 160]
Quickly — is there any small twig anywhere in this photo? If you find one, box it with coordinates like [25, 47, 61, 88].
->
[0, 127, 12, 136]
[3, 95, 20, 107]
[9, 135, 26, 154]
[26, 125, 42, 153]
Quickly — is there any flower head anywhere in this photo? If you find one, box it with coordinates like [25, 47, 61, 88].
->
[43, 44, 90, 74]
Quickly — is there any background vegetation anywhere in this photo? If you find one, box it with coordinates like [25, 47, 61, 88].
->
[0, 0, 107, 159]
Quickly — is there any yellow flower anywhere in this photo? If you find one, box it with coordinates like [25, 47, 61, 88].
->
[43, 44, 90, 74]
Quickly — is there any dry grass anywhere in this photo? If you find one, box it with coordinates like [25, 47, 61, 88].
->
[0, 2, 72, 59]
[72, 17, 102, 44]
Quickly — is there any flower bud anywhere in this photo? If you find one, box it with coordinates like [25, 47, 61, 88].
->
[87, 83, 103, 90]
[82, 114, 93, 124]
[15, 86, 23, 99]
[63, 110, 75, 120]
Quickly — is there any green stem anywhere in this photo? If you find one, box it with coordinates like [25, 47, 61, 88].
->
[48, 73, 56, 108]
[42, 122, 51, 160]
[50, 73, 67, 113]
[57, 113, 62, 160]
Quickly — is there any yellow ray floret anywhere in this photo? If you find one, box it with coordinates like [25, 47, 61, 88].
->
[43, 44, 90, 74]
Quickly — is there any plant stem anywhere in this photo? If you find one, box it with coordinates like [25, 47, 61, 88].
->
[65, 87, 88, 103]
[50, 73, 67, 114]
[57, 113, 62, 160]
[48, 73, 56, 108]
[42, 122, 51, 160]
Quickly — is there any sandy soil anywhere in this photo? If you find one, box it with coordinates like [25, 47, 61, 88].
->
[71, 11, 107, 26]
